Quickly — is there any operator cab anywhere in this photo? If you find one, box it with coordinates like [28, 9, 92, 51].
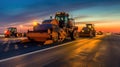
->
[86, 24, 95, 31]
[55, 12, 69, 28]
[4, 27, 17, 37]
[86, 24, 94, 28]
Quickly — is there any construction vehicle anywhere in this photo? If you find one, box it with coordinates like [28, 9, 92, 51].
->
[27, 12, 79, 44]
[4, 27, 24, 37]
[97, 31, 103, 35]
[79, 24, 96, 37]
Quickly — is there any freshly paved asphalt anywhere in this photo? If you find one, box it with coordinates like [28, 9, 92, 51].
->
[0, 35, 120, 67]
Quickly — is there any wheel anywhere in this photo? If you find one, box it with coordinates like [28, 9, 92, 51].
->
[70, 30, 79, 40]
[93, 31, 96, 37]
[51, 31, 59, 42]
[27, 37, 34, 41]
[89, 31, 94, 37]
[58, 29, 66, 42]
[15, 34, 18, 37]
[93, 33, 96, 37]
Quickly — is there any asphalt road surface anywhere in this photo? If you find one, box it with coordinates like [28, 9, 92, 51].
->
[0, 34, 120, 67]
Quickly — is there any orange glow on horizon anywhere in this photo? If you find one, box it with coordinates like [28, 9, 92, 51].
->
[77, 22, 120, 33]
[4, 20, 119, 33]
[95, 22, 120, 33]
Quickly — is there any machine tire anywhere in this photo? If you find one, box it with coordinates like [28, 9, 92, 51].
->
[89, 32, 93, 37]
[70, 30, 79, 40]
[58, 29, 66, 42]
[27, 37, 34, 41]
[93, 32, 96, 37]
[51, 31, 59, 42]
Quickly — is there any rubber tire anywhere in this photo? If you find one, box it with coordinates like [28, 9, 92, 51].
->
[27, 37, 34, 41]
[52, 31, 59, 42]
[70, 30, 78, 40]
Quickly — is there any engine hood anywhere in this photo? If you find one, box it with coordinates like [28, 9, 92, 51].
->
[34, 24, 52, 32]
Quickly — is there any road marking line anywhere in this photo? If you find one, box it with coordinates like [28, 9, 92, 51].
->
[0, 40, 76, 62]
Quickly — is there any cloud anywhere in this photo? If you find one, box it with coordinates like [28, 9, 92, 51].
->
[0, 0, 99, 23]
[0, 0, 120, 33]
[74, 15, 91, 19]
[75, 19, 120, 25]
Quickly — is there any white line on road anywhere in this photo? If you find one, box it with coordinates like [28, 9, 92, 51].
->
[0, 40, 76, 62]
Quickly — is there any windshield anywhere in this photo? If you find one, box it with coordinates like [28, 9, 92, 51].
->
[7, 27, 17, 32]
[55, 15, 68, 24]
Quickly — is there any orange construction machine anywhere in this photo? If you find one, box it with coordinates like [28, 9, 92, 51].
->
[27, 12, 79, 44]
[79, 24, 96, 37]
[4, 27, 25, 37]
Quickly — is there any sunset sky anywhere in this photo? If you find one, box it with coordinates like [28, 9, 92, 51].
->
[0, 0, 120, 33]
